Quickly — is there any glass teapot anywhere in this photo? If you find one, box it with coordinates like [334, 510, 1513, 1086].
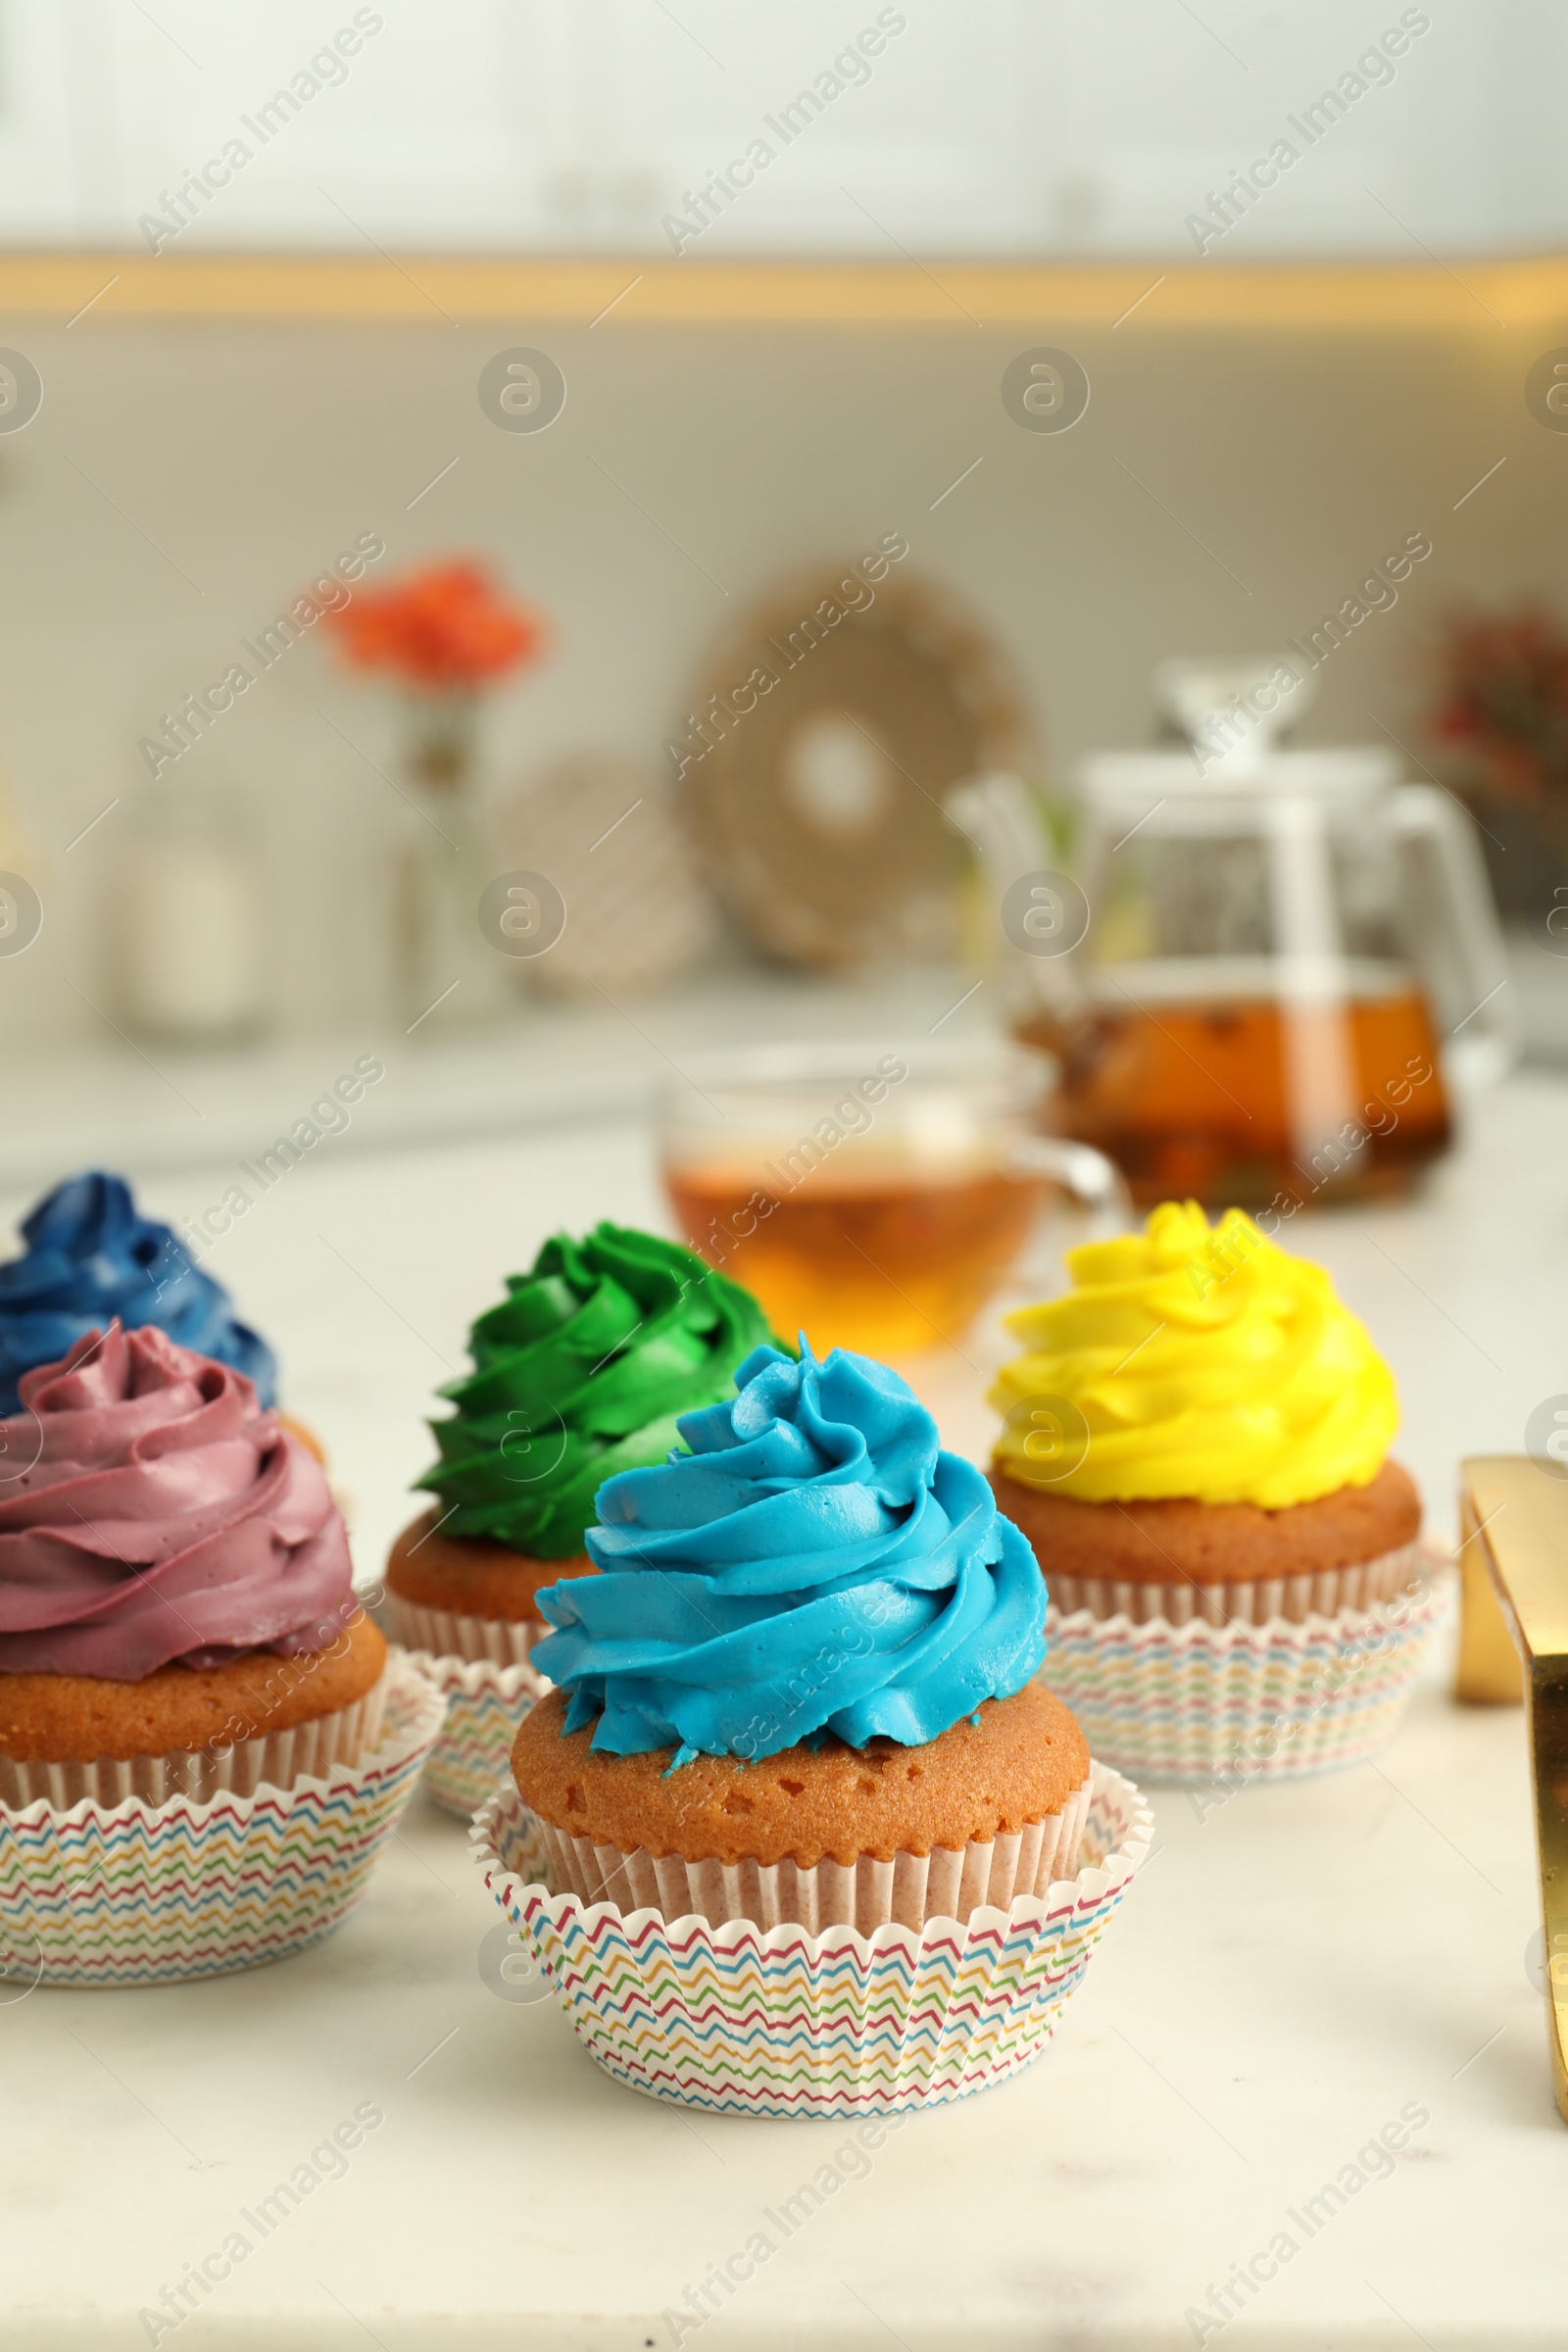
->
[952, 665, 1518, 1209]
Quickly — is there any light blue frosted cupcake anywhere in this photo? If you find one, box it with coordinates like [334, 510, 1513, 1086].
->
[515, 1338, 1090, 1931]
[479, 1341, 1152, 2119]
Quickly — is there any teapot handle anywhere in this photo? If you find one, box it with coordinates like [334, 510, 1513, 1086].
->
[1392, 785, 1520, 1086]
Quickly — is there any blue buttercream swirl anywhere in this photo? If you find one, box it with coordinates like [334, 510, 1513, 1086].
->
[533, 1342, 1048, 1764]
[0, 1172, 277, 1414]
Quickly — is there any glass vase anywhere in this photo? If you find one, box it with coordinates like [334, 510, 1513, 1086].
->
[392, 700, 513, 1031]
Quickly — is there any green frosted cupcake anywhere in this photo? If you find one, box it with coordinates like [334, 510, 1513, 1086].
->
[385, 1224, 774, 1658]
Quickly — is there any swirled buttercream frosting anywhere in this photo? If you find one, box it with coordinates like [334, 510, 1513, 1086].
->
[533, 1342, 1047, 1763]
[416, 1223, 774, 1560]
[990, 1200, 1399, 1509]
[0, 1322, 353, 1681]
[0, 1171, 276, 1416]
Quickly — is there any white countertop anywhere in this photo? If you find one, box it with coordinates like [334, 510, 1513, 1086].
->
[0, 962, 995, 1192]
[2, 1051, 1567, 2347]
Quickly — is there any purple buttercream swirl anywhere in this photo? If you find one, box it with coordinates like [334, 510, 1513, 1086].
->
[0, 1320, 353, 1682]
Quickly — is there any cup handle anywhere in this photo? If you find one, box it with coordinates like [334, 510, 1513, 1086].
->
[1005, 1129, 1128, 1298]
[1010, 1133, 1133, 1242]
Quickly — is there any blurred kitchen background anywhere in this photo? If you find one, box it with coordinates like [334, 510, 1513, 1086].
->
[0, 1, 1563, 1076]
[1, 0, 1568, 1552]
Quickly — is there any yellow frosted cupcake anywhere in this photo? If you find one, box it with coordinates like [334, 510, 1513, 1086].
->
[986, 1203, 1437, 1783]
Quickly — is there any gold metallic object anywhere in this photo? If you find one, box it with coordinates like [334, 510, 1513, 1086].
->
[1456, 1481, 1525, 1704]
[1461, 1459, 1568, 2124]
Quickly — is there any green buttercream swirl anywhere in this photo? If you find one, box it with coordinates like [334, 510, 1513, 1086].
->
[415, 1223, 775, 1558]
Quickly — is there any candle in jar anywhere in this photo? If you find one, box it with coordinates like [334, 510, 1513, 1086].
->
[121, 837, 263, 1039]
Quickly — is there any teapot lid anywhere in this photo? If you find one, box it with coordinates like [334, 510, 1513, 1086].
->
[1153, 652, 1313, 778]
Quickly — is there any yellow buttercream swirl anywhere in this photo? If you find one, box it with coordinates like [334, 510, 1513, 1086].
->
[989, 1200, 1398, 1508]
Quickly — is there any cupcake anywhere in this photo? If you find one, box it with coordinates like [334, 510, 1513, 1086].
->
[474, 1343, 1152, 2117]
[0, 1323, 442, 1984]
[988, 1201, 1440, 1784]
[385, 1224, 773, 1814]
[0, 1172, 276, 1413]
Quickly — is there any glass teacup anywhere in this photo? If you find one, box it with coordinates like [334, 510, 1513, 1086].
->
[659, 1040, 1123, 1356]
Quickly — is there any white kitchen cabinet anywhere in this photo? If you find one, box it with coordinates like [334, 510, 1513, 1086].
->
[1030, 0, 1568, 258]
[0, 3, 116, 242]
[582, 0, 1034, 257]
[0, 0, 576, 253]
[0, 0, 1558, 259]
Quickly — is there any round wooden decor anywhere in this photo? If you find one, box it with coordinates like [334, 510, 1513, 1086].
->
[675, 561, 1033, 968]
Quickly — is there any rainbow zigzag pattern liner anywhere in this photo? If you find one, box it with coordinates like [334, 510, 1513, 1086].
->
[472, 1766, 1152, 2119]
[0, 1659, 447, 1988]
[1040, 1555, 1448, 1788]
[397, 1649, 547, 1818]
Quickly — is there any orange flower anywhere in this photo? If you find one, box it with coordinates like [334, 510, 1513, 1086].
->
[327, 560, 548, 693]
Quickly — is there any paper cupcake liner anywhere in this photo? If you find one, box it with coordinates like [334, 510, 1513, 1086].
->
[0, 1654, 447, 1987]
[471, 1763, 1152, 2118]
[1045, 1537, 1420, 1628]
[394, 1648, 547, 1818]
[1039, 1550, 1447, 1787]
[0, 1672, 390, 1811]
[383, 1591, 544, 1668]
[531, 1772, 1094, 1936]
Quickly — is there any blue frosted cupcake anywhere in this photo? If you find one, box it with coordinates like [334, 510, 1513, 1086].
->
[512, 1340, 1092, 1931]
[482, 1343, 1154, 2118]
[0, 1172, 276, 1415]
